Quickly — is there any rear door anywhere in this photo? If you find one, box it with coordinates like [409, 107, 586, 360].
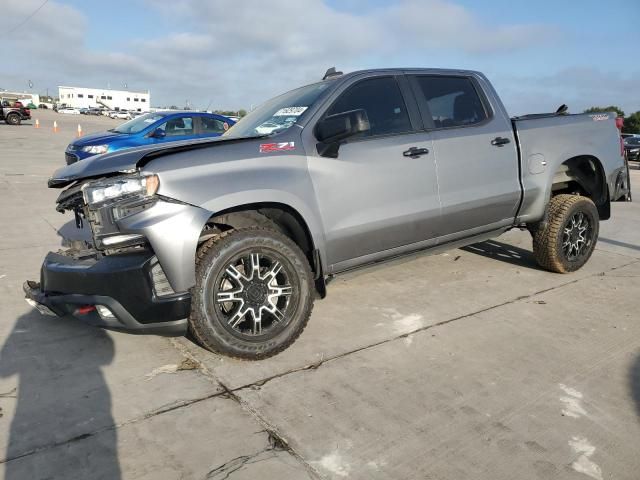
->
[409, 74, 520, 239]
[307, 74, 441, 271]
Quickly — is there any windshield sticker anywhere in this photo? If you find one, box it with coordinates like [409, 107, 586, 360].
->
[143, 118, 156, 123]
[260, 142, 295, 153]
[590, 114, 609, 121]
[273, 106, 308, 117]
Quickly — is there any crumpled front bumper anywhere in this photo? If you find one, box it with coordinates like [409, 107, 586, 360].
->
[24, 249, 190, 335]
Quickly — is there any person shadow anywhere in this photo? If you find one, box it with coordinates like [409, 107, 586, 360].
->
[0, 310, 121, 479]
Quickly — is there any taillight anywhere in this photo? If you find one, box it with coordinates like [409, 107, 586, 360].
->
[615, 117, 624, 130]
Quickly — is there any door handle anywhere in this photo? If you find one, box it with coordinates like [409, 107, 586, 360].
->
[491, 137, 511, 147]
[403, 147, 429, 158]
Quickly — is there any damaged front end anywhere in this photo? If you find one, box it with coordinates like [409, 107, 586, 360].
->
[25, 171, 211, 335]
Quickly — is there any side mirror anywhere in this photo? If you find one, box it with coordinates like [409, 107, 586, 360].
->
[315, 109, 370, 157]
[152, 128, 166, 138]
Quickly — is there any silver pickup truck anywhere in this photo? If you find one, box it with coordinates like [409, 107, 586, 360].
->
[25, 68, 630, 359]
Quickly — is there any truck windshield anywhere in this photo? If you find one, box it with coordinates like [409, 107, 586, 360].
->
[112, 113, 165, 134]
[224, 80, 336, 138]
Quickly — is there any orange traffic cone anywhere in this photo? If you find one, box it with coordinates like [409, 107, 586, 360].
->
[53, 121, 58, 133]
[35, 118, 40, 128]
[77, 124, 82, 137]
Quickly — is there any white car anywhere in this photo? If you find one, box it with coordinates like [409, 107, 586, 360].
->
[58, 107, 81, 115]
[114, 111, 132, 120]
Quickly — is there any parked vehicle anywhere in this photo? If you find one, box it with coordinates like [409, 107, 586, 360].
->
[624, 136, 640, 161]
[58, 107, 81, 115]
[114, 110, 132, 120]
[1, 99, 31, 125]
[26, 68, 630, 360]
[64, 111, 235, 164]
[79, 108, 89, 115]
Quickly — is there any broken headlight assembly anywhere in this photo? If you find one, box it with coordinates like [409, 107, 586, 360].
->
[82, 174, 159, 207]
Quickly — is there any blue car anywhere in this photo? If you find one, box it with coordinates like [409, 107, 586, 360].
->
[65, 111, 235, 164]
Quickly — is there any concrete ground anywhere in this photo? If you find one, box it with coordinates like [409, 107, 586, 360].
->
[0, 110, 639, 480]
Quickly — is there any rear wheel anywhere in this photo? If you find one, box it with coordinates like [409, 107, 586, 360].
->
[532, 194, 599, 273]
[189, 227, 314, 360]
[6, 113, 20, 125]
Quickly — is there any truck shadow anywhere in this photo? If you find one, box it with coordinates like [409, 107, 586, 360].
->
[462, 240, 542, 270]
[630, 353, 640, 421]
[0, 312, 121, 478]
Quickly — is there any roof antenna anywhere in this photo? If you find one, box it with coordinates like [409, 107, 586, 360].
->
[323, 67, 343, 80]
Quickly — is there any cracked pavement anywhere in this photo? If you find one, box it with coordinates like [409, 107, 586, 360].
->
[1, 111, 639, 479]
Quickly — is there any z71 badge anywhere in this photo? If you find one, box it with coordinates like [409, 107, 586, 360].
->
[259, 142, 296, 153]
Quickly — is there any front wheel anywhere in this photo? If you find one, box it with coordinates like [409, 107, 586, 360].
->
[532, 194, 599, 273]
[189, 227, 314, 360]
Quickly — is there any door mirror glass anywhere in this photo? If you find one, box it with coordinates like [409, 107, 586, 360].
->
[316, 109, 370, 144]
[152, 127, 166, 138]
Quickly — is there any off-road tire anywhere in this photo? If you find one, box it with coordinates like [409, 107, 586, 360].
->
[6, 113, 20, 125]
[189, 227, 314, 360]
[532, 194, 599, 273]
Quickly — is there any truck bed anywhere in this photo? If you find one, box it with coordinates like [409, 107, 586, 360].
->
[512, 111, 626, 223]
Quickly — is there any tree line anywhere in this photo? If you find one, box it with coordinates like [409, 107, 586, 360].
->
[583, 106, 640, 133]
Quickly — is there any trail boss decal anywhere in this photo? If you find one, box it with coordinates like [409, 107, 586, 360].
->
[590, 114, 609, 121]
[259, 142, 296, 153]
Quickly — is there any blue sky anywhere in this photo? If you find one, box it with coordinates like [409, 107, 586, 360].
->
[2, 0, 639, 114]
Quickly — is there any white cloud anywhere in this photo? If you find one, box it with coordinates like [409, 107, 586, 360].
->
[4, 0, 635, 116]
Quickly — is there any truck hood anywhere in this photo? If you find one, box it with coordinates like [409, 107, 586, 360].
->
[49, 135, 263, 188]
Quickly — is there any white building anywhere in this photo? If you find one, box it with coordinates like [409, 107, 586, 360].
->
[58, 86, 150, 111]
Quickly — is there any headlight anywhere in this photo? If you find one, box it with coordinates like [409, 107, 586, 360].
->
[82, 144, 109, 154]
[82, 174, 160, 206]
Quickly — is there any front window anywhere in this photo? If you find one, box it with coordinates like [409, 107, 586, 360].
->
[112, 113, 165, 134]
[224, 80, 336, 138]
[326, 76, 412, 137]
[625, 137, 640, 146]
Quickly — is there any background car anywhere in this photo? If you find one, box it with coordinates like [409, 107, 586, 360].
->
[624, 136, 640, 161]
[58, 107, 81, 115]
[113, 110, 132, 120]
[64, 111, 235, 164]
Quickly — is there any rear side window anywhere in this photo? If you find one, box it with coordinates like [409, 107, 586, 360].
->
[201, 116, 227, 134]
[413, 76, 487, 128]
[327, 77, 412, 137]
[157, 116, 194, 136]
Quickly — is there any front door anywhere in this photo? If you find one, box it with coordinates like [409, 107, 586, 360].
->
[307, 75, 441, 271]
